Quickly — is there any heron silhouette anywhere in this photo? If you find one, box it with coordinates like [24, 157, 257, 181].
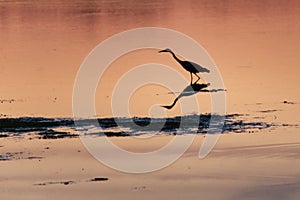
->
[161, 83, 210, 109]
[159, 48, 210, 84]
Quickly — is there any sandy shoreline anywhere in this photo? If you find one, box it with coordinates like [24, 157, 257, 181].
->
[0, 127, 299, 200]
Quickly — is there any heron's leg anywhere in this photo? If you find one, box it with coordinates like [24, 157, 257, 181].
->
[190, 72, 193, 85]
[194, 73, 200, 84]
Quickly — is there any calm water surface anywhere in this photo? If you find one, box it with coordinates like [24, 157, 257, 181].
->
[0, 0, 299, 120]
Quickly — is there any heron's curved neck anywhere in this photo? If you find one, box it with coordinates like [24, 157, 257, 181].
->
[170, 97, 179, 108]
[170, 51, 183, 64]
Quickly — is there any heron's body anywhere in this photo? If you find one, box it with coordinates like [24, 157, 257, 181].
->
[159, 48, 210, 84]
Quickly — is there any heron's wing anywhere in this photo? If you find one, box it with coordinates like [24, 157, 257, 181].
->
[189, 61, 210, 73]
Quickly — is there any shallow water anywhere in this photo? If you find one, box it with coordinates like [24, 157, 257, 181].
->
[0, 0, 299, 122]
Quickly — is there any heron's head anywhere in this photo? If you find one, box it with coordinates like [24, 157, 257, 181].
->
[159, 48, 173, 53]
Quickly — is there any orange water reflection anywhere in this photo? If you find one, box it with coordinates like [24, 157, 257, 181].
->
[0, 0, 299, 117]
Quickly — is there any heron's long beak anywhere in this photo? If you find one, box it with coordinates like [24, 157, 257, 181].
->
[158, 50, 167, 53]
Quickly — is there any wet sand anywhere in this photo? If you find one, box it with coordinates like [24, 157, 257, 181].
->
[0, 128, 299, 200]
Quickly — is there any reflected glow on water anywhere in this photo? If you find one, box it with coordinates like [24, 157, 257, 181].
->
[0, 0, 299, 117]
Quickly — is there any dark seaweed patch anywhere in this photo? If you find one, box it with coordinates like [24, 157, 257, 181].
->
[34, 180, 75, 186]
[0, 133, 9, 138]
[37, 129, 78, 139]
[0, 113, 281, 137]
[89, 177, 109, 182]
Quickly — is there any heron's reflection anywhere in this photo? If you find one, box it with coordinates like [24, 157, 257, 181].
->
[161, 82, 224, 110]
